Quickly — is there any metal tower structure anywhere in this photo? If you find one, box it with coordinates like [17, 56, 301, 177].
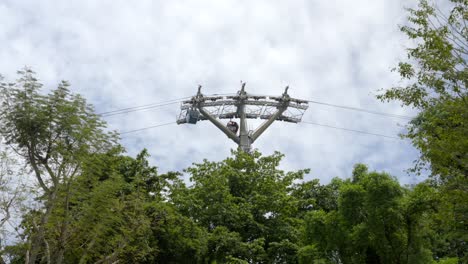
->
[177, 83, 309, 152]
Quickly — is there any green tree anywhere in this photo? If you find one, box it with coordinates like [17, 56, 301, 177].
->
[378, 0, 466, 109]
[0, 148, 29, 264]
[0, 69, 118, 263]
[170, 150, 309, 263]
[60, 151, 156, 263]
[378, 1, 467, 261]
[378, 0, 467, 180]
[301, 165, 437, 263]
[291, 177, 344, 218]
[3, 149, 209, 264]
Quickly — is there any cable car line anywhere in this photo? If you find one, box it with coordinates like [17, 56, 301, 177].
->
[301, 121, 401, 140]
[119, 121, 176, 135]
[98, 93, 237, 117]
[97, 96, 191, 116]
[101, 101, 180, 117]
[305, 100, 414, 120]
[118, 119, 401, 140]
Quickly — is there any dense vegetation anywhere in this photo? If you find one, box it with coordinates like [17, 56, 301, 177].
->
[0, 0, 466, 263]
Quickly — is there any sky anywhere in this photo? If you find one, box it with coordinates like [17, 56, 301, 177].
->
[0, 0, 425, 185]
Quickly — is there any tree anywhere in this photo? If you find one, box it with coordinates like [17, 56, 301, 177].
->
[0, 69, 212, 264]
[52, 151, 156, 263]
[378, 0, 466, 108]
[70, 150, 207, 264]
[2, 148, 209, 264]
[0, 148, 29, 264]
[301, 165, 437, 264]
[0, 68, 119, 263]
[377, 0, 467, 180]
[378, 1, 467, 261]
[170, 150, 309, 263]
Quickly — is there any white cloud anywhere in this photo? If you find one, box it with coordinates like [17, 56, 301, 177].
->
[0, 0, 425, 185]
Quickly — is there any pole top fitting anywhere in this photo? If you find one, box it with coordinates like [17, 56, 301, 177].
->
[197, 85, 202, 95]
[238, 82, 247, 97]
[281, 86, 290, 104]
[193, 85, 204, 105]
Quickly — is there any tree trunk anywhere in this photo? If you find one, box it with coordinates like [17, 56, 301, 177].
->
[55, 182, 72, 264]
[28, 191, 57, 264]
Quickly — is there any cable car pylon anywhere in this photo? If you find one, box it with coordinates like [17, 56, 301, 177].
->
[177, 83, 309, 152]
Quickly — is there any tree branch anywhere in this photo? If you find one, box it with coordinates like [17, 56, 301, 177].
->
[28, 149, 50, 193]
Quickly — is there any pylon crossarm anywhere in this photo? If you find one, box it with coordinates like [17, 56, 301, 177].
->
[197, 106, 240, 144]
[181, 99, 308, 110]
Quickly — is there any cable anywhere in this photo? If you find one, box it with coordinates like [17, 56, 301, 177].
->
[226, 93, 414, 120]
[119, 120, 401, 140]
[98, 93, 236, 117]
[244, 92, 414, 120]
[101, 101, 180, 117]
[306, 100, 414, 120]
[120, 122, 176, 135]
[302, 121, 401, 140]
[210, 92, 237, 96]
[97, 96, 191, 116]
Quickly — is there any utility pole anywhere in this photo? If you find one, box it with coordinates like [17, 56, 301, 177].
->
[177, 83, 309, 152]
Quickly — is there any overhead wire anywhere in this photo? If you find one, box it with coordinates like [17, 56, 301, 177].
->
[97, 93, 236, 117]
[302, 121, 401, 140]
[120, 122, 176, 135]
[119, 120, 402, 140]
[97, 96, 191, 116]
[305, 100, 414, 120]
[244, 92, 415, 120]
[101, 101, 181, 117]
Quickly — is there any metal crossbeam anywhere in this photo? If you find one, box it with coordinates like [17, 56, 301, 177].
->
[177, 83, 309, 152]
[180, 100, 308, 110]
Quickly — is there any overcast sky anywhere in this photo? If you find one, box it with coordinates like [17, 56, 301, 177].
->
[0, 0, 425, 184]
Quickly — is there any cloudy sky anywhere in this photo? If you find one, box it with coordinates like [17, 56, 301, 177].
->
[0, 0, 424, 184]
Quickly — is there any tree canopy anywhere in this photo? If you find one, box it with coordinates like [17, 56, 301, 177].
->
[378, 0, 467, 181]
[378, 0, 467, 262]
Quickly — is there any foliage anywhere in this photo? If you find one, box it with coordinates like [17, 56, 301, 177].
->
[0, 69, 119, 263]
[0, 68, 118, 193]
[378, 1, 467, 262]
[378, 0, 467, 181]
[0, 148, 29, 264]
[302, 165, 438, 264]
[378, 0, 466, 108]
[170, 150, 309, 263]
